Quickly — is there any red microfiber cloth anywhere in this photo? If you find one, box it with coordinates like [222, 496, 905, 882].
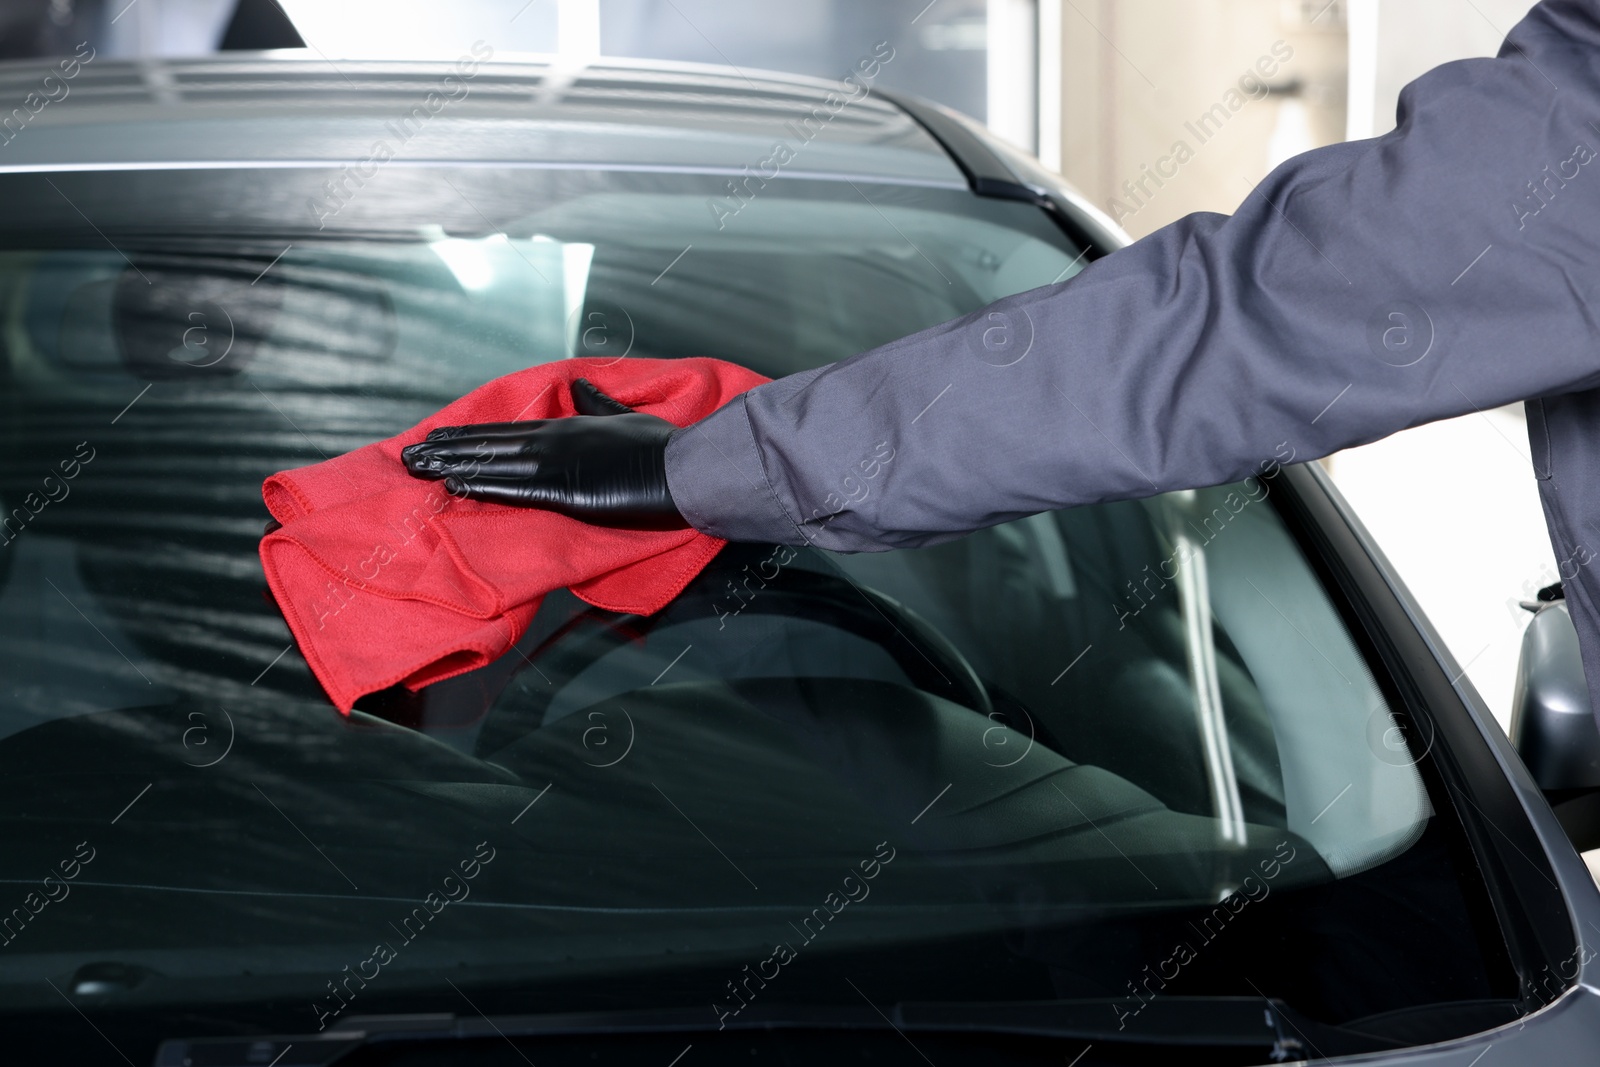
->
[258, 357, 770, 712]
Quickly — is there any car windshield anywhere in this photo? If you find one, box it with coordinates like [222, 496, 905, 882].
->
[0, 164, 1515, 1060]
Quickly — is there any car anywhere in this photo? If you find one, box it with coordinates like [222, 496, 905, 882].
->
[0, 49, 1594, 1066]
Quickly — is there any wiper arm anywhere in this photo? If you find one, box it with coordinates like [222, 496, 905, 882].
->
[155, 996, 1401, 1066]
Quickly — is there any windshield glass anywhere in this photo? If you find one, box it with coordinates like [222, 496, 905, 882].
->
[0, 165, 1515, 1061]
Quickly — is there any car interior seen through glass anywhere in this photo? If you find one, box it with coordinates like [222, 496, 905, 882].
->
[0, 165, 1524, 1060]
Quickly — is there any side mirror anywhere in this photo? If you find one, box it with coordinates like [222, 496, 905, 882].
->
[1511, 599, 1600, 852]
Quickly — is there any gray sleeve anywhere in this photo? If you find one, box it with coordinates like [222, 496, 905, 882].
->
[665, 0, 1600, 552]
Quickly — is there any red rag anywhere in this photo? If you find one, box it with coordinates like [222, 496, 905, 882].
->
[258, 357, 771, 712]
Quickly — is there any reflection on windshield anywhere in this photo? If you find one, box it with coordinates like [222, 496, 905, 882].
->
[0, 172, 1510, 1060]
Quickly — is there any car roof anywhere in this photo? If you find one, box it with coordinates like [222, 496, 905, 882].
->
[0, 53, 966, 187]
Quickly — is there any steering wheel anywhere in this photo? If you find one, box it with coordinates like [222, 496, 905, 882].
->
[473, 542, 993, 758]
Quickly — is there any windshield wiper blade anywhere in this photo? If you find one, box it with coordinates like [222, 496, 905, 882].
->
[155, 996, 1402, 1066]
[896, 997, 1401, 1057]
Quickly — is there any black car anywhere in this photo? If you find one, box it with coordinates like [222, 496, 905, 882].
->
[0, 53, 1593, 1066]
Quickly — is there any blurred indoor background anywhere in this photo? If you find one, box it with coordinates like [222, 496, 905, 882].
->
[0, 0, 1550, 729]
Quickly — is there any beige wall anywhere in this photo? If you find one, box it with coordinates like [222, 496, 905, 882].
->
[1358, 0, 1536, 137]
[1038, 0, 1552, 726]
[1046, 0, 1539, 238]
[1055, 0, 1347, 238]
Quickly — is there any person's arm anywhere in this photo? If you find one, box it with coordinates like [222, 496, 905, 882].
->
[665, 0, 1600, 551]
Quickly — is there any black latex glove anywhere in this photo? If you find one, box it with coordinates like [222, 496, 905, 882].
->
[401, 378, 686, 529]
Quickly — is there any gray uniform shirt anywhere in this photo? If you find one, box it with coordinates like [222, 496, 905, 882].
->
[664, 1, 1600, 713]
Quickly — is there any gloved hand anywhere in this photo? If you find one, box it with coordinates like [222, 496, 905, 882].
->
[401, 378, 686, 529]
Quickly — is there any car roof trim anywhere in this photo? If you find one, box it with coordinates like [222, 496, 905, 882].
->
[874, 89, 1043, 203]
[0, 158, 968, 188]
